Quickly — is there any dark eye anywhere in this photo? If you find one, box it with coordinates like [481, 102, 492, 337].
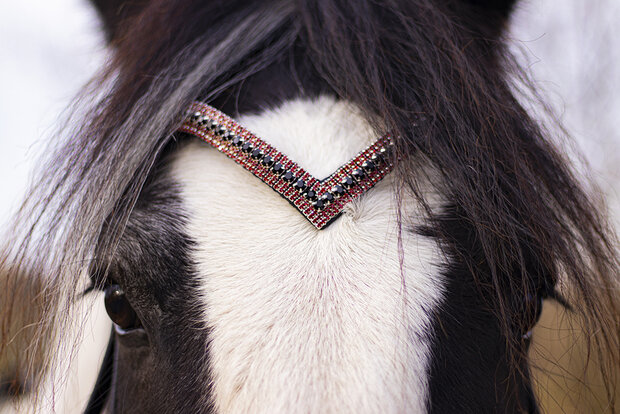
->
[104, 284, 140, 330]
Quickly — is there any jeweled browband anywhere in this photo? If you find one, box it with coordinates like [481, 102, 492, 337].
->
[180, 102, 395, 229]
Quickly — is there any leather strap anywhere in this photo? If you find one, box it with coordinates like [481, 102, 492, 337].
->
[83, 330, 115, 414]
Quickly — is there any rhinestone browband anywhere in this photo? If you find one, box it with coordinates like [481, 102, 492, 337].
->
[179, 102, 395, 229]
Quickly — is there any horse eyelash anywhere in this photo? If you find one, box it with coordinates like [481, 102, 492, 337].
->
[81, 276, 116, 297]
[546, 289, 573, 311]
[81, 284, 96, 298]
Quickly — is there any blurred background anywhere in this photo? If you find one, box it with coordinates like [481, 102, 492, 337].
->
[0, 0, 103, 226]
[0, 0, 618, 412]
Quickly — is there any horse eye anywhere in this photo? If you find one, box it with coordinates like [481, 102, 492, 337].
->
[104, 284, 139, 330]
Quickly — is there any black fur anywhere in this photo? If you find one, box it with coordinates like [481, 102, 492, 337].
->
[90, 0, 148, 41]
[94, 146, 214, 413]
[420, 203, 545, 413]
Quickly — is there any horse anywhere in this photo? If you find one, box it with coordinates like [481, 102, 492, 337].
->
[1, 0, 618, 412]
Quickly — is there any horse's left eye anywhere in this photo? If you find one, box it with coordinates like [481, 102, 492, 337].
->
[104, 284, 140, 331]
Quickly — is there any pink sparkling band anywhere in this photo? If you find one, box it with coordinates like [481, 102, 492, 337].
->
[179, 102, 395, 229]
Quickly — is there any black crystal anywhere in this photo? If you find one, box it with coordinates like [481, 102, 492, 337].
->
[293, 179, 306, 192]
[251, 149, 264, 160]
[215, 126, 227, 136]
[322, 192, 334, 204]
[331, 185, 345, 198]
[341, 176, 355, 188]
[272, 163, 285, 175]
[304, 189, 318, 201]
[352, 169, 365, 180]
[241, 142, 253, 153]
[361, 161, 376, 172]
[282, 171, 295, 182]
[261, 155, 274, 167]
[313, 199, 326, 211]
[232, 135, 244, 146]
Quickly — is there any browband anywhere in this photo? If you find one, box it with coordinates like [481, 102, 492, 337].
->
[180, 102, 395, 229]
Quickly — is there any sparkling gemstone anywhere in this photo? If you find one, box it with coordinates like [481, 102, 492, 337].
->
[361, 161, 376, 172]
[241, 142, 253, 153]
[251, 149, 264, 160]
[232, 136, 244, 146]
[352, 169, 365, 180]
[191, 112, 201, 122]
[282, 171, 296, 182]
[272, 163, 285, 175]
[223, 132, 234, 141]
[379, 147, 392, 160]
[293, 179, 306, 192]
[313, 199, 326, 211]
[261, 155, 274, 167]
[341, 176, 355, 188]
[304, 189, 318, 201]
[215, 126, 227, 136]
[331, 185, 345, 198]
[322, 192, 334, 204]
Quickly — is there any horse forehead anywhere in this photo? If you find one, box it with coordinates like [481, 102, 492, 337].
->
[169, 97, 446, 413]
[171, 96, 437, 266]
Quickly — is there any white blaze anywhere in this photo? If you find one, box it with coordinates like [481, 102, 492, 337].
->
[172, 97, 446, 414]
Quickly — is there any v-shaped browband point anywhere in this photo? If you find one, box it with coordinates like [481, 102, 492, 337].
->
[179, 102, 396, 229]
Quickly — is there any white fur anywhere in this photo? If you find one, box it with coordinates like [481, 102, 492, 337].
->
[172, 97, 447, 413]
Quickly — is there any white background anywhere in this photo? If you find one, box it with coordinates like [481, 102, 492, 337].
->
[0, 0, 103, 226]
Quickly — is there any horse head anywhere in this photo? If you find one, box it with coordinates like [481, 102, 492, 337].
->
[1, 1, 618, 413]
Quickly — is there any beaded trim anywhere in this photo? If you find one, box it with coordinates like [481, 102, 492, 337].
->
[179, 102, 395, 229]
